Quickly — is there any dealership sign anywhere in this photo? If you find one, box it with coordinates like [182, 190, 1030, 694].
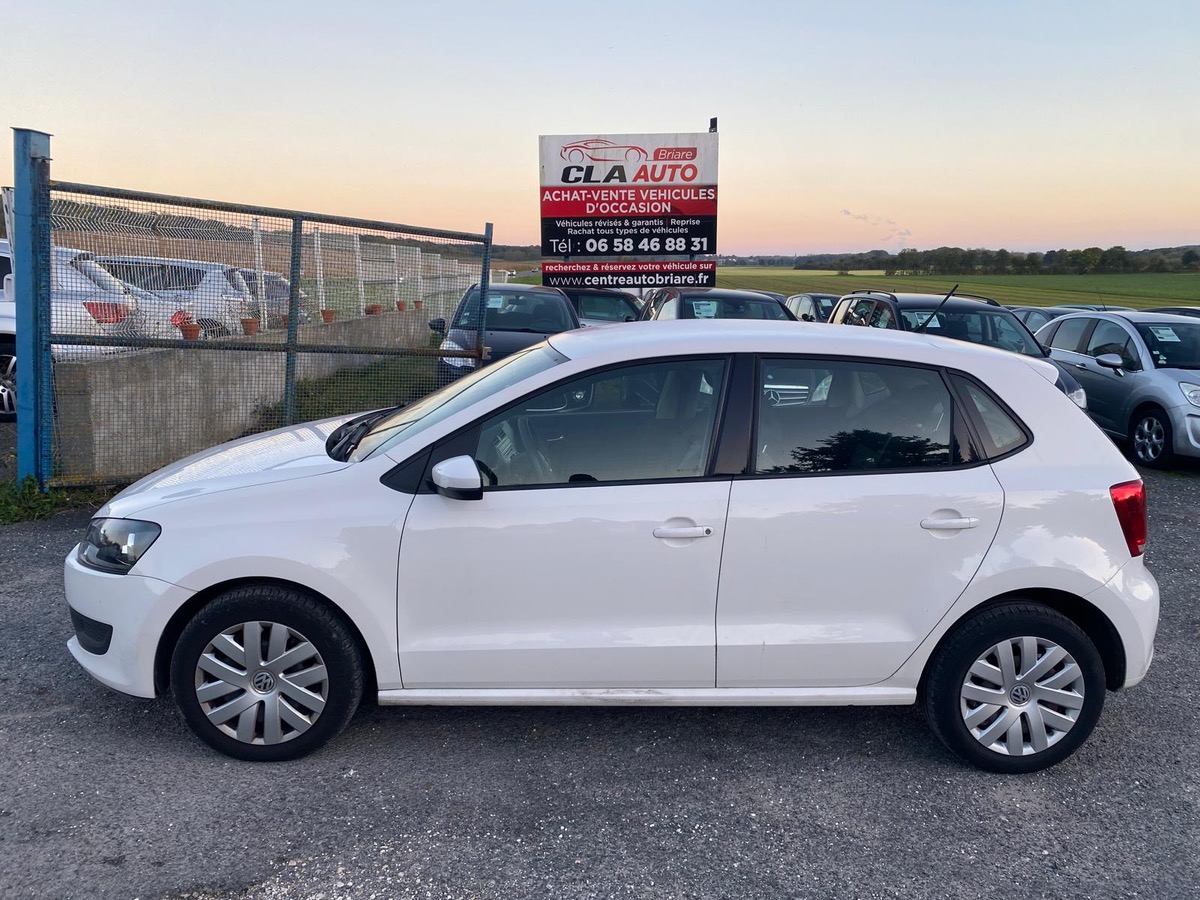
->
[539, 132, 718, 259]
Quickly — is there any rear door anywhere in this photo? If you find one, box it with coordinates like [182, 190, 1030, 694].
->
[717, 357, 1004, 687]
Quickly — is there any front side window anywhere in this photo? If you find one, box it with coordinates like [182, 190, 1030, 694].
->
[841, 298, 877, 326]
[474, 358, 727, 487]
[756, 360, 956, 475]
[1086, 321, 1138, 369]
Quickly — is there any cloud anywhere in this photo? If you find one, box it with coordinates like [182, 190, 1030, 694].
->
[841, 208, 912, 245]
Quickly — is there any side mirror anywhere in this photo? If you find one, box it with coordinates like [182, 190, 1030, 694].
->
[431, 455, 483, 501]
[2, 273, 13, 300]
[1095, 353, 1125, 371]
[428, 317, 446, 335]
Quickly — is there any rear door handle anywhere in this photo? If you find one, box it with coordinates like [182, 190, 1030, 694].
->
[653, 526, 714, 539]
[920, 517, 979, 531]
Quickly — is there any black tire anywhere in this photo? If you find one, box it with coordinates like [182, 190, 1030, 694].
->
[170, 584, 364, 761]
[0, 340, 16, 422]
[1128, 406, 1174, 469]
[921, 602, 1106, 773]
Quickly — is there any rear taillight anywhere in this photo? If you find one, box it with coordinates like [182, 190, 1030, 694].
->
[1110, 480, 1147, 558]
[170, 310, 193, 327]
[83, 301, 129, 324]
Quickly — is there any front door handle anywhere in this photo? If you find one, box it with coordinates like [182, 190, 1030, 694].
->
[1075, 363, 1088, 370]
[653, 525, 713, 539]
[921, 517, 979, 531]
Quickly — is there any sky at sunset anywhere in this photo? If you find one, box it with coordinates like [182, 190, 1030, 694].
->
[5, 0, 1197, 256]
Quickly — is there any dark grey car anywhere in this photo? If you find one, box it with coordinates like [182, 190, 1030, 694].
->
[429, 283, 579, 385]
[1036, 311, 1200, 467]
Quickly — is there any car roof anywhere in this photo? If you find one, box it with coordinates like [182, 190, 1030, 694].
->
[673, 288, 787, 302]
[95, 255, 232, 270]
[841, 293, 1011, 312]
[557, 286, 637, 297]
[545, 319, 1056, 376]
[475, 283, 563, 294]
[788, 293, 839, 300]
[1067, 310, 1200, 324]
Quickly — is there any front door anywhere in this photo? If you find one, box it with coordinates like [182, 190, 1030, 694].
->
[397, 356, 732, 689]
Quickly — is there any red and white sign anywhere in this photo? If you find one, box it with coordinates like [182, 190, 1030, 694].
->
[539, 132, 719, 258]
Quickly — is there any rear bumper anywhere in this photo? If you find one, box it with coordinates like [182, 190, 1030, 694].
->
[1084, 554, 1159, 689]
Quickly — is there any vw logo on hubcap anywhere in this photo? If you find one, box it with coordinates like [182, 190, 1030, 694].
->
[1009, 684, 1031, 706]
[252, 671, 276, 693]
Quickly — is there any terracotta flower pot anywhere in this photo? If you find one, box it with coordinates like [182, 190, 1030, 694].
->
[178, 322, 202, 340]
[240, 317, 260, 336]
[396, 300, 407, 312]
[365, 303, 383, 316]
[321, 309, 337, 324]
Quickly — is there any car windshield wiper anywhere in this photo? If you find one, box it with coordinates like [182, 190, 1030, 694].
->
[325, 404, 403, 461]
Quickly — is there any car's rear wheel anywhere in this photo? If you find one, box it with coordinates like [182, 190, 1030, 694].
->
[921, 602, 1106, 773]
[0, 340, 15, 421]
[171, 585, 364, 761]
[1129, 406, 1173, 468]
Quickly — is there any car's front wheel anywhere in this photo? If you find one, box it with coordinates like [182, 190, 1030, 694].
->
[1129, 406, 1174, 468]
[170, 585, 364, 761]
[921, 602, 1106, 773]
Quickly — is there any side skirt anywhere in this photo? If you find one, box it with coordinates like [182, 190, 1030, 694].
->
[377, 686, 915, 707]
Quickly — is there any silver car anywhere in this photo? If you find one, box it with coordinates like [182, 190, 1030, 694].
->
[1036, 311, 1200, 467]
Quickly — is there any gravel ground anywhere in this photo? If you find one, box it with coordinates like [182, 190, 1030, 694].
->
[0, 468, 1196, 900]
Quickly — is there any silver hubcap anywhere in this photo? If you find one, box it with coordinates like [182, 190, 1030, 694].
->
[0, 354, 15, 415]
[194, 621, 328, 745]
[1133, 416, 1165, 462]
[960, 636, 1085, 756]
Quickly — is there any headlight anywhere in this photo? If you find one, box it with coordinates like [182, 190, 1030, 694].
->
[1067, 386, 1087, 410]
[77, 518, 161, 574]
[439, 339, 476, 369]
[1180, 382, 1200, 408]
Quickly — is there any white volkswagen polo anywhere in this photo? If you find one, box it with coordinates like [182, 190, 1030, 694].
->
[64, 321, 1158, 772]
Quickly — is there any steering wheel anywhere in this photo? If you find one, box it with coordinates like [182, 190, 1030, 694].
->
[515, 417, 555, 482]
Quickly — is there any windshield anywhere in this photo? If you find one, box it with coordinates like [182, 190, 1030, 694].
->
[1135, 322, 1200, 369]
[452, 288, 575, 334]
[681, 297, 790, 320]
[74, 257, 129, 294]
[349, 345, 567, 461]
[899, 308, 1043, 357]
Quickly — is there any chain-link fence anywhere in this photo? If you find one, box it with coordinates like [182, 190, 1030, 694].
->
[12, 158, 491, 487]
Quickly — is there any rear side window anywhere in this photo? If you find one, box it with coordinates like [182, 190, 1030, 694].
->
[574, 292, 635, 322]
[951, 375, 1030, 459]
[755, 359, 958, 475]
[1048, 318, 1090, 352]
[0, 255, 11, 281]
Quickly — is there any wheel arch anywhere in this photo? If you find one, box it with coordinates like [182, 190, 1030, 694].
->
[153, 576, 379, 698]
[919, 588, 1126, 694]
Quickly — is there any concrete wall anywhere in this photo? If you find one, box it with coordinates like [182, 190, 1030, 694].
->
[52, 307, 449, 482]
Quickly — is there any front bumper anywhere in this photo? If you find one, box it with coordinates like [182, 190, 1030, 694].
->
[1172, 408, 1200, 459]
[64, 548, 196, 699]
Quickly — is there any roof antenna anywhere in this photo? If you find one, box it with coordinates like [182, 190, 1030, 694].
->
[914, 283, 959, 333]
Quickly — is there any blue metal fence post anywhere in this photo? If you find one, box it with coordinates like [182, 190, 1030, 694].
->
[283, 216, 304, 425]
[476, 223, 493, 364]
[12, 128, 52, 488]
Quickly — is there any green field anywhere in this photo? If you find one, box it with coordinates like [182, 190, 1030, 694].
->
[716, 269, 1200, 308]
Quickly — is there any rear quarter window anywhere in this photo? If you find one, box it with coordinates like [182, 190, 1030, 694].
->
[951, 374, 1030, 459]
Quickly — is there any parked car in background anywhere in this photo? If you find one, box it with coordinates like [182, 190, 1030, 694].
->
[429, 283, 579, 384]
[237, 269, 310, 328]
[828, 291, 1087, 408]
[639, 288, 797, 321]
[557, 287, 641, 326]
[64, 320, 1157, 772]
[1035, 310, 1200, 467]
[1144, 306, 1200, 319]
[96, 256, 253, 337]
[0, 240, 186, 420]
[786, 292, 839, 323]
[1007, 305, 1079, 333]
[1058, 304, 1135, 312]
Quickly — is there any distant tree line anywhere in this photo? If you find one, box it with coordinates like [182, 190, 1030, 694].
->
[723, 245, 1200, 275]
